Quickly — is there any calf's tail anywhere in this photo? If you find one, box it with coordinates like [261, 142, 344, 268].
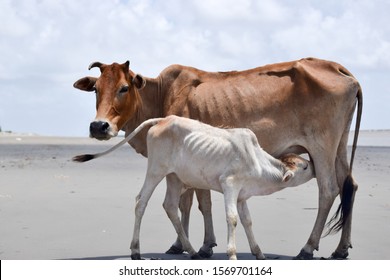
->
[72, 118, 164, 162]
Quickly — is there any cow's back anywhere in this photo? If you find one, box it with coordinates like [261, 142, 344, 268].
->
[161, 58, 360, 156]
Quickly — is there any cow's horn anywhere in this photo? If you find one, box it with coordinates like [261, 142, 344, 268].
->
[88, 62, 104, 70]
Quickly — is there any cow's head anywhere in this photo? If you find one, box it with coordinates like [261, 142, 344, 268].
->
[73, 61, 145, 140]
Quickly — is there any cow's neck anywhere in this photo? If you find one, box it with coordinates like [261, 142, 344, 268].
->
[138, 76, 164, 120]
[122, 75, 164, 156]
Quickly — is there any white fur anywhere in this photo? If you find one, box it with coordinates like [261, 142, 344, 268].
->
[128, 116, 315, 260]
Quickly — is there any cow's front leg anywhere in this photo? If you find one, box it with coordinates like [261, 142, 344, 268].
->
[165, 187, 194, 254]
[164, 174, 199, 258]
[195, 189, 217, 258]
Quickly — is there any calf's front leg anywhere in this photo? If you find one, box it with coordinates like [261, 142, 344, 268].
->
[221, 181, 240, 260]
[130, 172, 164, 260]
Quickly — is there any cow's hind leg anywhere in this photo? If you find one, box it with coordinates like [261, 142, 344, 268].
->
[165, 188, 194, 255]
[196, 189, 217, 258]
[329, 174, 357, 259]
[295, 151, 339, 260]
[163, 174, 199, 258]
[328, 140, 358, 259]
[237, 200, 265, 260]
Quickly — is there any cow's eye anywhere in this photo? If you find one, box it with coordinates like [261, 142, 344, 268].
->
[119, 85, 129, 94]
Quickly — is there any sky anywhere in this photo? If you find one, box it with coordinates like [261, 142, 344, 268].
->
[1, 0, 389, 137]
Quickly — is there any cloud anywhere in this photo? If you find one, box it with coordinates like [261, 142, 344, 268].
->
[270, 0, 390, 70]
[0, 0, 389, 135]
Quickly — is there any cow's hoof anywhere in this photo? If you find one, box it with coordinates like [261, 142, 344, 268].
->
[165, 245, 184, 255]
[255, 254, 266, 260]
[330, 251, 349, 260]
[191, 253, 202, 260]
[197, 242, 217, 258]
[131, 253, 142, 260]
[198, 248, 213, 258]
[293, 249, 314, 260]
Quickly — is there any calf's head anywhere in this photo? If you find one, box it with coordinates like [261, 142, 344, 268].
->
[73, 61, 145, 140]
[279, 153, 315, 187]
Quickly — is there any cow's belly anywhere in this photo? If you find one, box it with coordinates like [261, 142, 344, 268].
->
[186, 93, 308, 156]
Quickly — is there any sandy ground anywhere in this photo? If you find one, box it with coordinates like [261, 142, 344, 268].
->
[0, 131, 389, 260]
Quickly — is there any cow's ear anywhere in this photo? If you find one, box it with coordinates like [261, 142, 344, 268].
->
[132, 74, 146, 89]
[282, 170, 294, 182]
[73, 77, 97, 92]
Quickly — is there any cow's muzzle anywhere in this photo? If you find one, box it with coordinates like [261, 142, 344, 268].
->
[89, 121, 112, 140]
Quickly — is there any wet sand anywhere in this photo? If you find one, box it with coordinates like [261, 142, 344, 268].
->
[0, 131, 389, 260]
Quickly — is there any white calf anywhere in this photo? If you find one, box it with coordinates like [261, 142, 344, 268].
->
[74, 115, 315, 260]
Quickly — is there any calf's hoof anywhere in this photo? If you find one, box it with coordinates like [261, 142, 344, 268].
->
[131, 253, 142, 260]
[165, 245, 184, 255]
[293, 249, 314, 260]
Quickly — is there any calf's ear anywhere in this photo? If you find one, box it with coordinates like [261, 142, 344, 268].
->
[73, 77, 97, 92]
[282, 170, 294, 182]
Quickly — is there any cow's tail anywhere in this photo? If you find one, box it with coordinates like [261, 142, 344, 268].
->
[72, 118, 165, 162]
[325, 86, 363, 235]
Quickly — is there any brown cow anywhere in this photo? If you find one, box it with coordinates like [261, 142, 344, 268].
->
[73, 58, 362, 259]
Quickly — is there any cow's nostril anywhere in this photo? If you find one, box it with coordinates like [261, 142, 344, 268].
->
[89, 121, 111, 139]
[101, 122, 110, 132]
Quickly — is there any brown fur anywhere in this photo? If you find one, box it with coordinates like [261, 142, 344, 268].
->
[74, 57, 362, 259]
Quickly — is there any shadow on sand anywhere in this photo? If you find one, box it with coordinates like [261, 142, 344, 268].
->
[65, 252, 322, 260]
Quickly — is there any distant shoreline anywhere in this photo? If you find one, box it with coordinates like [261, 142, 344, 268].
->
[1, 130, 389, 147]
[348, 130, 390, 147]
